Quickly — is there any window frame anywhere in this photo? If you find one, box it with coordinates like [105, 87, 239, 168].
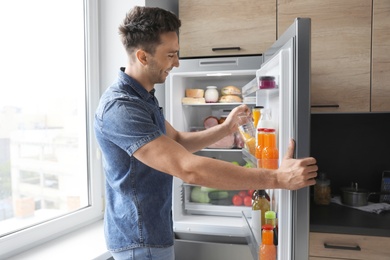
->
[0, 0, 103, 258]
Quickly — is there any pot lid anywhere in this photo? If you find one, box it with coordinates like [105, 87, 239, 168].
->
[341, 182, 369, 193]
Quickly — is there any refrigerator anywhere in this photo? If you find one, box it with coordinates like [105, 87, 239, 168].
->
[165, 18, 311, 260]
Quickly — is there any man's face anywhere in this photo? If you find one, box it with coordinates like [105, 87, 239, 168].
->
[146, 32, 180, 84]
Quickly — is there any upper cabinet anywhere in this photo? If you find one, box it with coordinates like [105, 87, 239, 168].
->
[371, 0, 390, 112]
[178, 0, 276, 58]
[278, 0, 372, 113]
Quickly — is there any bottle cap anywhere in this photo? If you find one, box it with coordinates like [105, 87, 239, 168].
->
[265, 210, 276, 219]
[262, 224, 274, 230]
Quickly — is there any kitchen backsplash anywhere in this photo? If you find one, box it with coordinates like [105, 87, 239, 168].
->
[310, 113, 390, 200]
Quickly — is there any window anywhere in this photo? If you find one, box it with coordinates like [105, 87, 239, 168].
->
[0, 0, 102, 258]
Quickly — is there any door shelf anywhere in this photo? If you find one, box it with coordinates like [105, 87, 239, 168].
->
[242, 148, 258, 168]
[242, 211, 259, 260]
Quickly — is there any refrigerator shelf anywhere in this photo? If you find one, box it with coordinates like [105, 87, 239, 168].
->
[185, 202, 251, 217]
[242, 77, 258, 97]
[182, 102, 244, 106]
[242, 148, 257, 167]
[201, 148, 242, 152]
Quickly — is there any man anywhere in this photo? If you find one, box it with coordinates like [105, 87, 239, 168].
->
[94, 6, 318, 260]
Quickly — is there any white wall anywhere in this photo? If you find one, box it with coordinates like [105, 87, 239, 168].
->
[98, 0, 145, 93]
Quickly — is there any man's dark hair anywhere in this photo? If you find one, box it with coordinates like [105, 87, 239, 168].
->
[119, 6, 181, 56]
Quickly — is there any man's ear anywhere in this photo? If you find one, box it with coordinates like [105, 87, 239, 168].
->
[135, 49, 148, 66]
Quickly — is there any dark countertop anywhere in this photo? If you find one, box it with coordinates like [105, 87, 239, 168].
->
[310, 201, 390, 237]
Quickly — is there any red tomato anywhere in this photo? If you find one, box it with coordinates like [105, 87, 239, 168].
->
[232, 195, 243, 206]
[244, 196, 252, 207]
[238, 190, 248, 198]
[248, 190, 255, 198]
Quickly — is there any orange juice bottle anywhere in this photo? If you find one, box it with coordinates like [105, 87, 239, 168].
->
[259, 224, 276, 260]
[252, 106, 263, 129]
[255, 128, 266, 167]
[261, 129, 279, 169]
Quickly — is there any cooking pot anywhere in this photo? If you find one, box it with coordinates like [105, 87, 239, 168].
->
[341, 183, 389, 207]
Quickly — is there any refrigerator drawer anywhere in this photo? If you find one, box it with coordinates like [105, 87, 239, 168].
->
[174, 239, 252, 260]
[309, 232, 390, 260]
[183, 184, 252, 217]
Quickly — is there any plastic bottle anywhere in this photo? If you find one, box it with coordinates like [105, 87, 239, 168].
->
[259, 224, 276, 260]
[256, 108, 273, 130]
[261, 129, 279, 169]
[314, 172, 331, 205]
[265, 210, 278, 246]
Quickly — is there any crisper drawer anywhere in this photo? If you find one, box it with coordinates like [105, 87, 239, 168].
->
[183, 183, 252, 217]
[309, 232, 390, 260]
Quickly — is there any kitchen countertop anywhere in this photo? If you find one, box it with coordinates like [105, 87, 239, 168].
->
[310, 201, 390, 237]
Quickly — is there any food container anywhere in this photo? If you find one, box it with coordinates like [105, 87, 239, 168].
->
[259, 76, 276, 89]
[205, 86, 219, 103]
[314, 173, 331, 205]
[185, 88, 204, 98]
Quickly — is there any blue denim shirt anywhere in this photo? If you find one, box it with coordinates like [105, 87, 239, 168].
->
[94, 68, 173, 252]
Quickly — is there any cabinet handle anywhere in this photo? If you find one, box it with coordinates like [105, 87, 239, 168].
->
[212, 47, 241, 51]
[311, 104, 340, 108]
[324, 242, 361, 251]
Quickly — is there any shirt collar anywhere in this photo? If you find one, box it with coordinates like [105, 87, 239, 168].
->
[118, 67, 155, 101]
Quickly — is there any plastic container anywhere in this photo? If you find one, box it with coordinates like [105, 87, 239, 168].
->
[259, 76, 276, 89]
[259, 224, 276, 260]
[261, 129, 279, 169]
[204, 86, 219, 103]
[314, 173, 331, 205]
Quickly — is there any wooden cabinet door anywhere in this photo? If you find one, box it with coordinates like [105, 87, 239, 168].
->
[310, 232, 390, 260]
[179, 0, 276, 58]
[372, 0, 390, 112]
[278, 0, 372, 113]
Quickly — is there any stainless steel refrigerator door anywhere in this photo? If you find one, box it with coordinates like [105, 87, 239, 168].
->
[256, 17, 311, 260]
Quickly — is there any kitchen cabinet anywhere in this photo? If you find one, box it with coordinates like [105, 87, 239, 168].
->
[309, 232, 390, 260]
[371, 0, 390, 112]
[178, 0, 276, 58]
[278, 0, 372, 113]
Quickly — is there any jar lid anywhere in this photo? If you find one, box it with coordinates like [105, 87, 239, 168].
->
[263, 128, 275, 133]
[259, 76, 275, 81]
[317, 172, 330, 186]
[206, 86, 217, 88]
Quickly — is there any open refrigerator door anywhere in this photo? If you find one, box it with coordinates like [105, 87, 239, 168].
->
[242, 18, 311, 260]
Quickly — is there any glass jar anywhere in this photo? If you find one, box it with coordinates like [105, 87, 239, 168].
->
[314, 172, 331, 205]
[259, 76, 276, 89]
[204, 86, 219, 103]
